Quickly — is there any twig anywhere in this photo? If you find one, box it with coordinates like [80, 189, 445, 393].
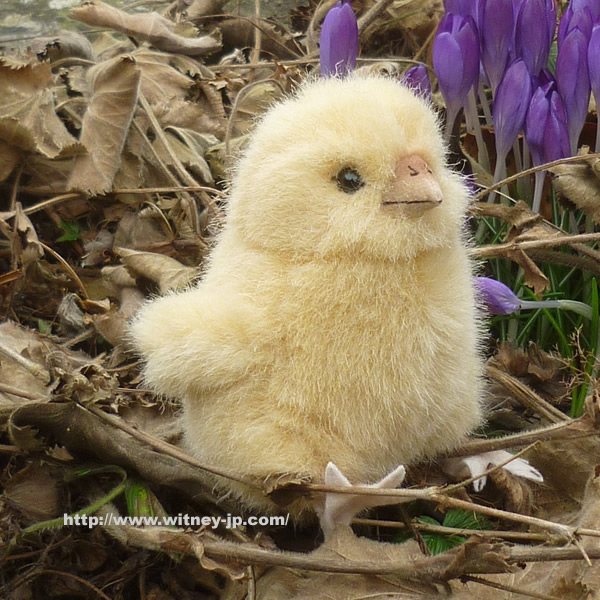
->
[461, 575, 563, 600]
[0, 342, 50, 384]
[0, 382, 46, 400]
[85, 405, 261, 489]
[443, 442, 540, 495]
[137, 91, 218, 218]
[39, 241, 89, 300]
[473, 153, 600, 201]
[128, 526, 600, 577]
[354, 518, 548, 542]
[224, 78, 285, 170]
[251, 0, 262, 69]
[471, 232, 600, 259]
[486, 365, 568, 423]
[9, 161, 25, 212]
[357, 0, 396, 33]
[450, 418, 592, 457]
[34, 570, 113, 600]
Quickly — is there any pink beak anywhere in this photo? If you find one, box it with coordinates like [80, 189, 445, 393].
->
[381, 155, 443, 218]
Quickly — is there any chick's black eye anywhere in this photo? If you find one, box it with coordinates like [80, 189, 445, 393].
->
[335, 167, 365, 193]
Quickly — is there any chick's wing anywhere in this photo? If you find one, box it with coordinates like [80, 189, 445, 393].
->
[130, 287, 267, 397]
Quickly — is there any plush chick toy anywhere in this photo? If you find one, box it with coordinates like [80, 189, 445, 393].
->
[131, 74, 483, 536]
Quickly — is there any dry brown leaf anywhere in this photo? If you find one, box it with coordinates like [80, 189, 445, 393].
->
[0, 139, 21, 182]
[14, 203, 44, 268]
[488, 468, 533, 515]
[550, 150, 600, 224]
[230, 80, 285, 136]
[470, 200, 541, 233]
[113, 211, 172, 251]
[3, 461, 61, 521]
[116, 247, 198, 292]
[153, 128, 216, 183]
[218, 17, 297, 60]
[30, 30, 95, 62]
[0, 59, 79, 158]
[70, 0, 221, 56]
[452, 473, 600, 600]
[133, 49, 195, 107]
[8, 401, 215, 505]
[131, 49, 224, 132]
[177, 0, 227, 20]
[68, 55, 141, 194]
[505, 248, 549, 295]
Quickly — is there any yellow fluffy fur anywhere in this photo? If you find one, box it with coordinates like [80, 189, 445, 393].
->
[131, 74, 483, 519]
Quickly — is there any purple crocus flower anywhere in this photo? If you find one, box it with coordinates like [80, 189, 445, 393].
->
[478, 0, 515, 93]
[571, 0, 600, 23]
[474, 277, 521, 315]
[545, 0, 557, 46]
[432, 13, 480, 132]
[556, 14, 591, 153]
[514, 0, 554, 77]
[320, 1, 358, 78]
[525, 77, 570, 211]
[525, 79, 570, 166]
[401, 64, 432, 99]
[558, 5, 593, 51]
[589, 25, 600, 150]
[493, 60, 532, 161]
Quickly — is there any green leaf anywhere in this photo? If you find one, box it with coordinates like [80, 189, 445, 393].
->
[547, 41, 557, 76]
[125, 481, 155, 518]
[422, 532, 467, 555]
[56, 220, 81, 242]
[442, 509, 490, 530]
[37, 319, 52, 334]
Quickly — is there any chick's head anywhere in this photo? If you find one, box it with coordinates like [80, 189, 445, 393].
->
[228, 75, 470, 262]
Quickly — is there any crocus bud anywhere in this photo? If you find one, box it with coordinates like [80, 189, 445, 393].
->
[401, 65, 432, 99]
[571, 0, 600, 23]
[556, 15, 591, 153]
[493, 60, 532, 160]
[478, 0, 515, 93]
[514, 0, 554, 76]
[589, 26, 600, 150]
[558, 5, 593, 51]
[320, 1, 359, 78]
[433, 13, 480, 130]
[545, 0, 557, 46]
[474, 277, 521, 315]
[589, 26, 600, 111]
[524, 79, 570, 166]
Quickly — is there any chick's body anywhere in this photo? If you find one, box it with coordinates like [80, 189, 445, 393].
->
[131, 75, 483, 519]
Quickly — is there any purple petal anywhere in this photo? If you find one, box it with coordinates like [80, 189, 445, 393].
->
[401, 65, 432, 99]
[433, 31, 466, 116]
[546, 0, 557, 46]
[514, 0, 552, 76]
[525, 85, 550, 166]
[479, 0, 515, 92]
[545, 90, 571, 161]
[525, 78, 570, 166]
[474, 277, 521, 315]
[493, 60, 532, 159]
[556, 27, 591, 153]
[558, 5, 593, 51]
[572, 0, 600, 23]
[320, 1, 359, 78]
[589, 26, 600, 103]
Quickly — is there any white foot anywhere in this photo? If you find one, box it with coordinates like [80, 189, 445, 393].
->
[442, 450, 544, 492]
[320, 462, 406, 539]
